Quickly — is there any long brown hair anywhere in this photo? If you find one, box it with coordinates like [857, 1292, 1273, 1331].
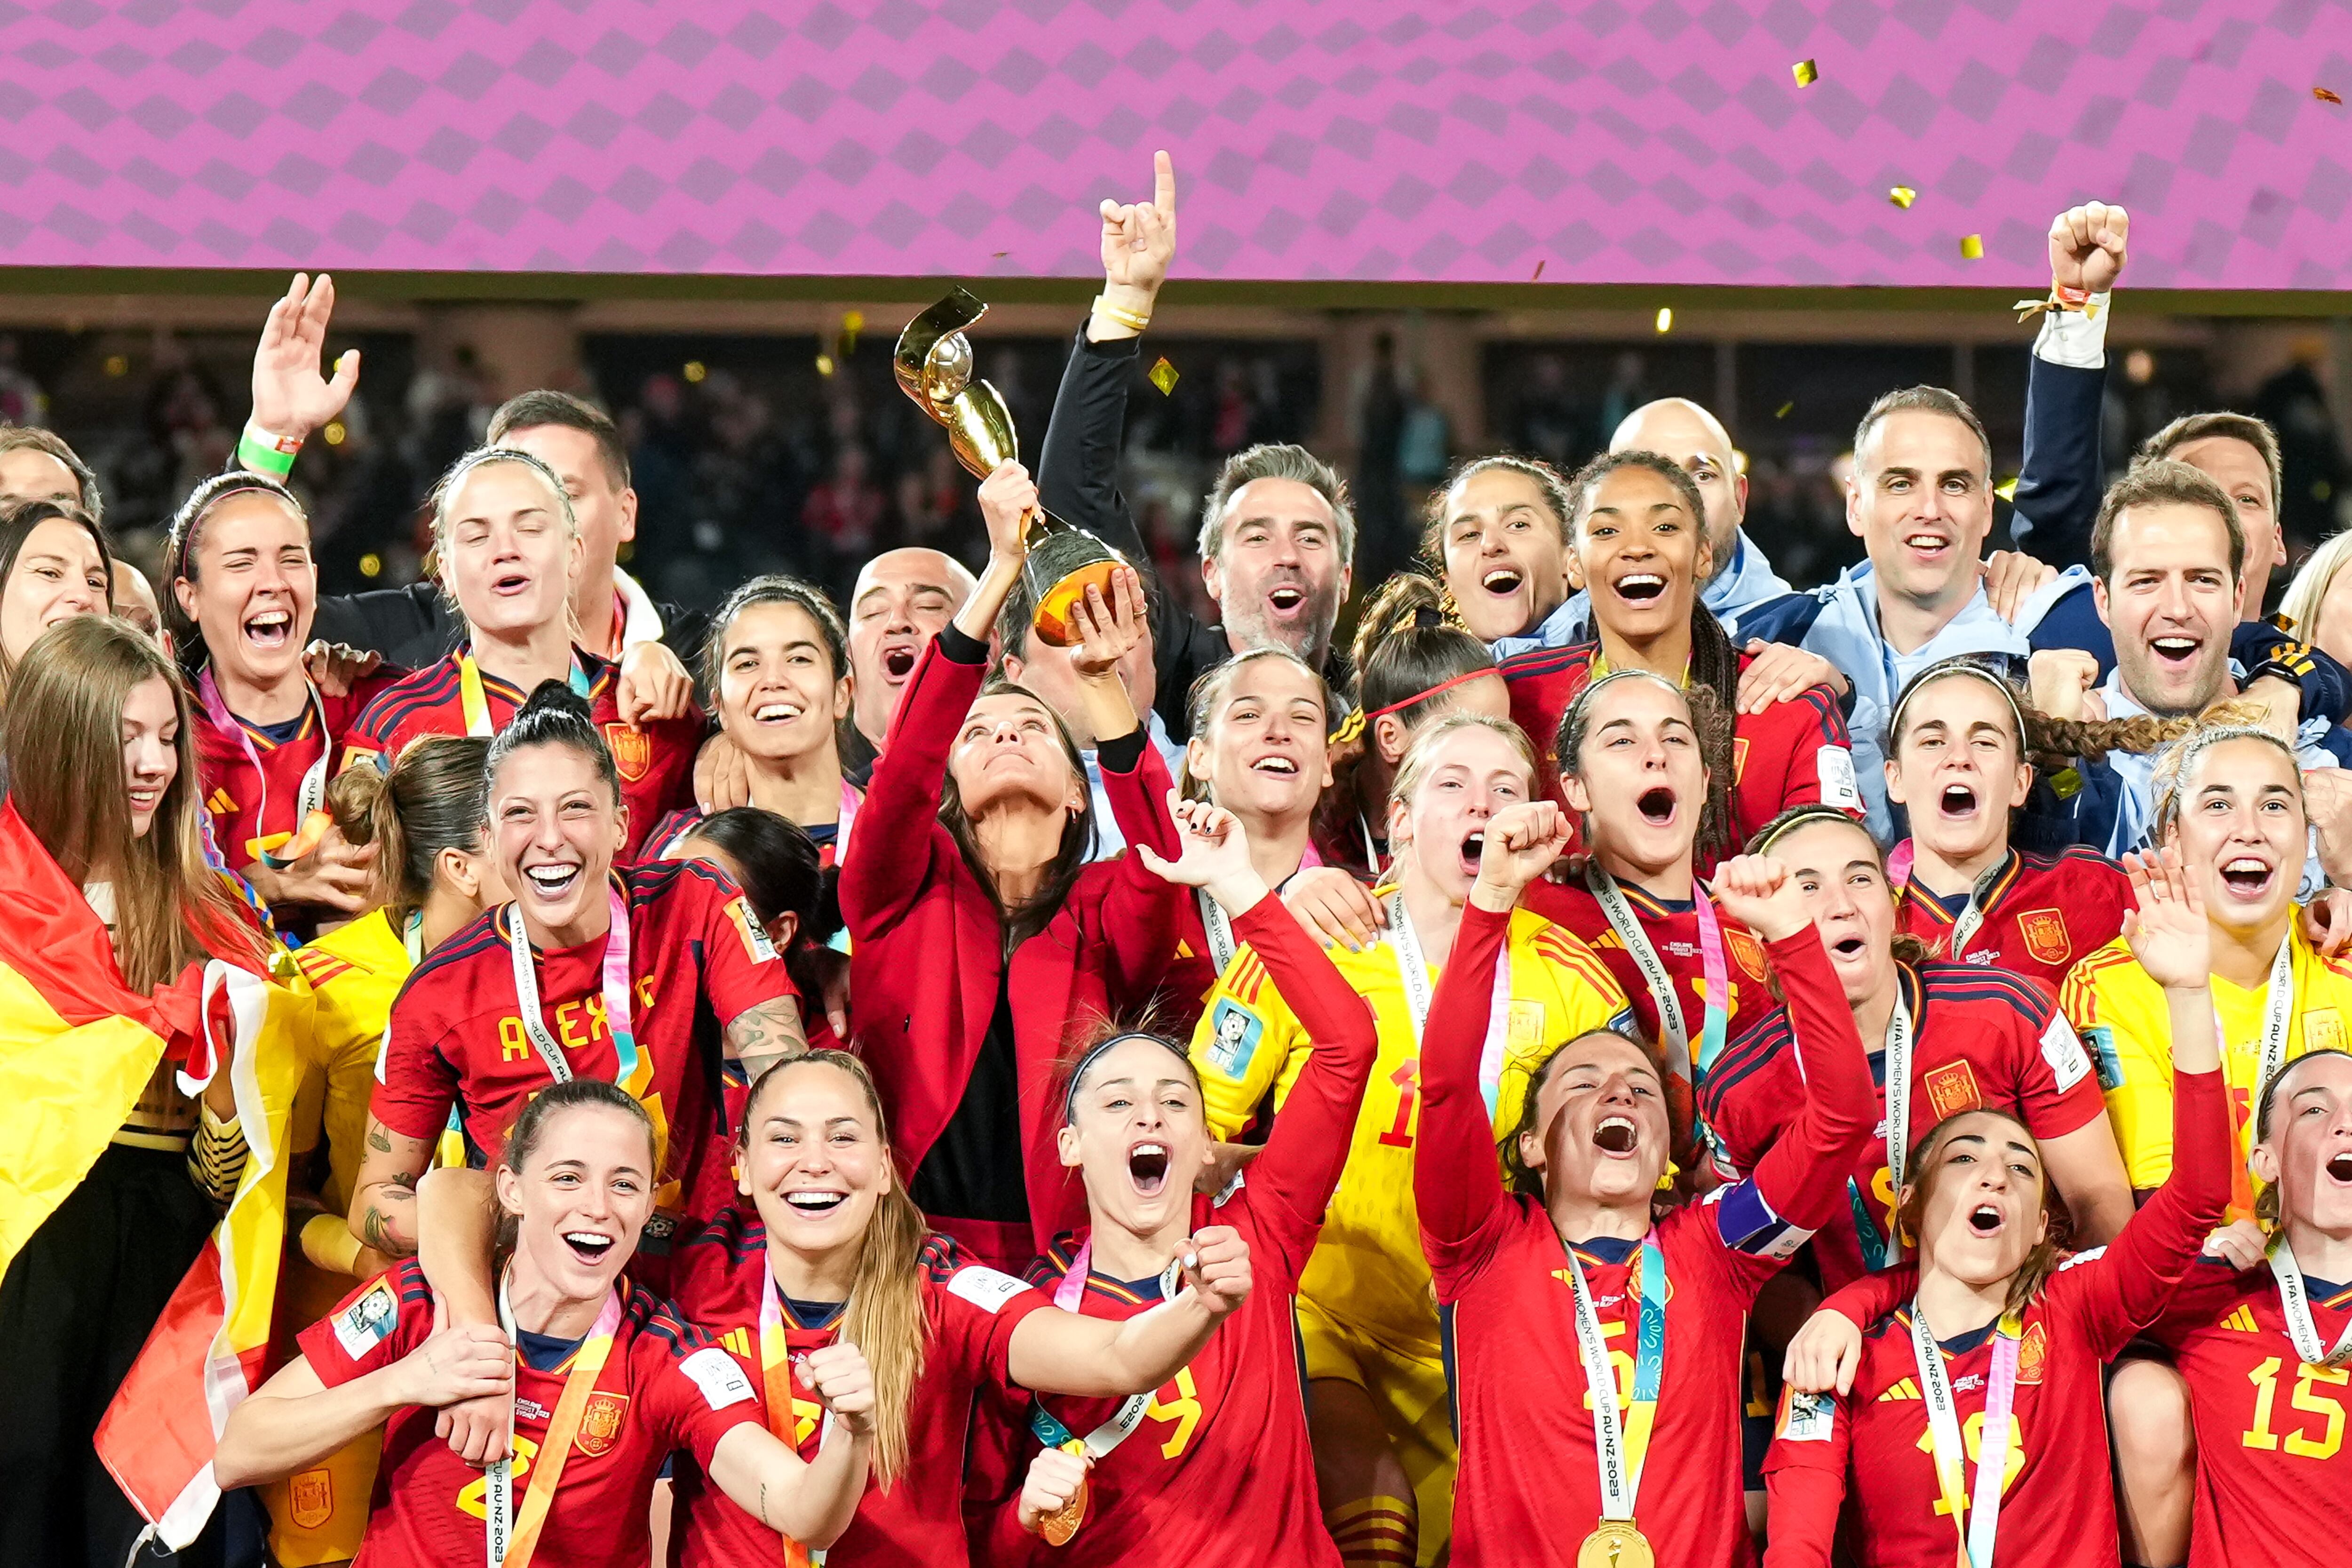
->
[5, 616, 260, 990]
[1557, 668, 1735, 864]
[739, 1051, 928, 1488]
[938, 677, 1092, 945]
[0, 497, 111, 693]
[1895, 1108, 2062, 1316]
[325, 735, 492, 925]
[1502, 1028, 1669, 1202]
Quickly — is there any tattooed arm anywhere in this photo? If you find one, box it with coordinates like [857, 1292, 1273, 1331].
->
[349, 1116, 432, 1257]
[723, 995, 810, 1086]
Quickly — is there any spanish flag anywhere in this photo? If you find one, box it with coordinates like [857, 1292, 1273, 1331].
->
[0, 795, 320, 1552]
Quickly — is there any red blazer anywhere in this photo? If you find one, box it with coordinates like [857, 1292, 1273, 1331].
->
[840, 630, 1187, 1258]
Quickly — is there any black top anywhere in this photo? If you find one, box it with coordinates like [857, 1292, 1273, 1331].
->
[310, 580, 709, 672]
[910, 969, 1030, 1226]
[1038, 325, 1350, 743]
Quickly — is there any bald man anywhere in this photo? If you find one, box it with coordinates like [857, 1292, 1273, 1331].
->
[1518, 396, 1792, 654]
[843, 545, 977, 770]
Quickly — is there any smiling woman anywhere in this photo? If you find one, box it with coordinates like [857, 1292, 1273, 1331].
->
[0, 496, 109, 698]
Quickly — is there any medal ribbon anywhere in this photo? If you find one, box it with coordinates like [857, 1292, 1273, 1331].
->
[506, 879, 648, 1101]
[198, 666, 331, 868]
[488, 1274, 624, 1568]
[1585, 865, 1730, 1084]
[757, 1267, 834, 1566]
[1942, 853, 2012, 963]
[1911, 1305, 2022, 1568]
[459, 650, 594, 739]
[1560, 1236, 1666, 1525]
[2271, 1238, 2352, 1368]
[1386, 891, 1513, 1118]
[1847, 986, 1916, 1272]
[2222, 935, 2298, 1219]
[1029, 1237, 1186, 1459]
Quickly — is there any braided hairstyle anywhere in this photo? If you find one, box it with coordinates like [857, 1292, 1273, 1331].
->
[1565, 449, 1743, 836]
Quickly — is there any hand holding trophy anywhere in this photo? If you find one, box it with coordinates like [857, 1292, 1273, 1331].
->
[894, 289, 1128, 646]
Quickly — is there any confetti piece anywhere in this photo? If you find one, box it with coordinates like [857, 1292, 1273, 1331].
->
[2318, 86, 2344, 104]
[843, 310, 866, 333]
[1775, 400, 1795, 419]
[815, 353, 836, 376]
[1148, 356, 1180, 395]
[1959, 234, 1984, 260]
[1532, 259, 1545, 281]
[992, 250, 1009, 258]
[1792, 58, 1817, 88]
[1654, 307, 1673, 333]
[1994, 476, 2019, 501]
[1889, 186, 1916, 209]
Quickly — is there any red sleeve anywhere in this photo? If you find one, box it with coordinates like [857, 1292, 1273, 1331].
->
[369, 981, 462, 1144]
[2005, 989, 2107, 1140]
[1226, 893, 1379, 1280]
[338, 687, 399, 770]
[1764, 688, 1849, 812]
[839, 633, 982, 939]
[295, 1259, 434, 1387]
[1413, 901, 1516, 1288]
[650, 1333, 768, 1470]
[2062, 1066, 2233, 1356]
[1820, 1264, 1917, 1330]
[689, 867, 802, 1026]
[1089, 738, 1186, 1003]
[1760, 1386, 1851, 1568]
[936, 1264, 1053, 1397]
[1744, 929, 1877, 1231]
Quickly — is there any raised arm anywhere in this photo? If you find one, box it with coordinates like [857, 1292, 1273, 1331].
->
[2073, 849, 2232, 1350]
[1005, 1228, 1252, 1396]
[1416, 804, 1570, 1265]
[349, 1115, 432, 1258]
[1708, 857, 1878, 1231]
[2008, 203, 2126, 565]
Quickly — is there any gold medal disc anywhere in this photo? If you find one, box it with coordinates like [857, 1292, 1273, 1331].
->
[1040, 1471, 1088, 1546]
[1576, 1520, 1655, 1568]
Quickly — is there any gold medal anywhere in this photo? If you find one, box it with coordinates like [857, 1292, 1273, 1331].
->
[1576, 1520, 1655, 1568]
[1040, 1441, 1089, 1546]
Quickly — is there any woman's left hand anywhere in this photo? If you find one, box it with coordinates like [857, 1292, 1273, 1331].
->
[302, 639, 381, 698]
[1066, 567, 1147, 683]
[804, 1341, 875, 1436]
[617, 640, 694, 725]
[2121, 845, 2211, 991]
[2302, 884, 2352, 959]
[1706, 854, 1811, 941]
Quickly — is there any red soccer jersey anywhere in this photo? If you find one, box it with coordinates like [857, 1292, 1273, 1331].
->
[297, 1259, 761, 1568]
[1700, 962, 2108, 1290]
[1422, 909, 1877, 1568]
[1500, 641, 1856, 868]
[338, 644, 699, 861]
[371, 860, 798, 1275]
[1894, 846, 2132, 991]
[1760, 1071, 2232, 1568]
[666, 1217, 1049, 1568]
[1008, 895, 1379, 1568]
[2153, 1257, 2352, 1568]
[194, 670, 402, 869]
[1523, 878, 1772, 1052]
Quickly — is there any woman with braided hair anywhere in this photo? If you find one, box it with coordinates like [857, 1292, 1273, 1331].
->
[1497, 451, 1859, 873]
[1881, 656, 2134, 990]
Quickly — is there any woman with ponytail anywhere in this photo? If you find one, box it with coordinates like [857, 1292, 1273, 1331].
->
[1497, 452, 1858, 870]
[222, 1078, 876, 1566]
[1762, 851, 2232, 1568]
[1700, 807, 2133, 1295]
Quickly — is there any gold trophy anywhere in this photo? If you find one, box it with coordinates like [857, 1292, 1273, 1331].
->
[894, 287, 1127, 646]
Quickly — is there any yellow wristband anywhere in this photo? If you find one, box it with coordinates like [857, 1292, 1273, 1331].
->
[1092, 295, 1151, 334]
[301, 1211, 366, 1275]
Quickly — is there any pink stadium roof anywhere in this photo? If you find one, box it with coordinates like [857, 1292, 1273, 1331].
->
[0, 0, 2344, 289]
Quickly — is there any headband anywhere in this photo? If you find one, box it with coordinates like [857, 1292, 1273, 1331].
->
[1886, 657, 2027, 749]
[169, 477, 294, 577]
[1367, 666, 1498, 723]
[1752, 804, 1871, 857]
[1062, 1031, 1193, 1121]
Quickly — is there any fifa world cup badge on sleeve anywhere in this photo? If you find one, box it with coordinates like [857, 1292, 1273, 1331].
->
[1205, 999, 1262, 1077]
[332, 1278, 398, 1361]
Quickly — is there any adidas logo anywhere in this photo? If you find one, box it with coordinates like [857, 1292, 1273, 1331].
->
[1877, 1378, 1922, 1402]
[2221, 1305, 2259, 1334]
[207, 787, 235, 815]
[722, 1327, 752, 1357]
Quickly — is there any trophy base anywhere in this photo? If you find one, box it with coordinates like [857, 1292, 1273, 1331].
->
[1028, 549, 1127, 648]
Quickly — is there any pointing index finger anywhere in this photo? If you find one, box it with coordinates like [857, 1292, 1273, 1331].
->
[1153, 149, 1176, 218]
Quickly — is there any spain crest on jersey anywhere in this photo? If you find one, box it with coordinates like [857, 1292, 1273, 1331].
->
[575, 1391, 631, 1457]
[2017, 907, 2072, 966]
[1724, 925, 1766, 980]
[603, 722, 652, 782]
[1923, 1059, 1983, 1121]
[288, 1468, 333, 1529]
[2015, 1319, 2048, 1385]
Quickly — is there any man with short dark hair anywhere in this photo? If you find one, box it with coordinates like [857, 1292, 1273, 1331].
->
[0, 426, 100, 523]
[1035, 153, 1355, 740]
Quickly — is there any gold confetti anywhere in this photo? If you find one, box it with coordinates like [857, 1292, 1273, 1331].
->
[1792, 58, 1818, 88]
[323, 420, 347, 446]
[1531, 260, 1546, 281]
[1775, 400, 1795, 419]
[815, 353, 836, 377]
[2318, 87, 2344, 104]
[843, 310, 866, 333]
[1654, 307, 1673, 334]
[1994, 476, 2019, 501]
[1889, 186, 1916, 209]
[1148, 357, 1180, 395]
[1959, 234, 1984, 260]
[992, 250, 1009, 258]
[683, 359, 707, 383]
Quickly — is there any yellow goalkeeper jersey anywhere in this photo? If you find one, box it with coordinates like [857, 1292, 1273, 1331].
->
[2060, 920, 2352, 1215]
[1190, 906, 1632, 1353]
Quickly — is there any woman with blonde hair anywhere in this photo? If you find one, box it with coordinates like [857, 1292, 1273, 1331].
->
[0, 615, 269, 1567]
[2280, 526, 2352, 669]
